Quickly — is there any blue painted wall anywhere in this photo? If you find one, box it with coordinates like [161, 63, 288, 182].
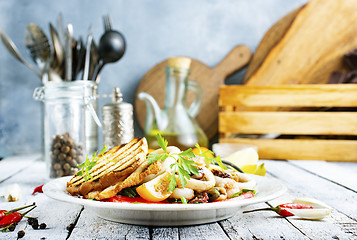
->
[0, 0, 307, 156]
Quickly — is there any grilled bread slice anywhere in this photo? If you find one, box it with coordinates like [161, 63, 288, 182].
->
[66, 137, 150, 197]
[87, 156, 162, 200]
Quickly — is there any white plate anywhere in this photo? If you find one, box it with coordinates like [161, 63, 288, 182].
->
[43, 176, 286, 226]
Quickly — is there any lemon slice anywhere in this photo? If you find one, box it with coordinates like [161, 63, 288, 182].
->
[254, 163, 267, 176]
[222, 147, 266, 176]
[224, 147, 259, 167]
[136, 171, 173, 202]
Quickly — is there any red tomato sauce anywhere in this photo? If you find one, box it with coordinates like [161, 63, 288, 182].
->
[102, 195, 169, 204]
[101, 191, 254, 204]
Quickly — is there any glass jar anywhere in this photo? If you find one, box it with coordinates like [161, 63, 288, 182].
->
[139, 57, 208, 150]
[33, 81, 100, 178]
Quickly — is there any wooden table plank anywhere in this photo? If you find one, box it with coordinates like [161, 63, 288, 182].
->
[0, 154, 40, 182]
[1, 156, 356, 239]
[0, 160, 82, 240]
[68, 209, 149, 240]
[289, 160, 357, 191]
[179, 223, 229, 240]
[267, 192, 357, 240]
[151, 227, 179, 240]
[220, 202, 309, 239]
[262, 160, 357, 239]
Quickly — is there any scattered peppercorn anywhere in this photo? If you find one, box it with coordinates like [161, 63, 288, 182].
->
[40, 223, 46, 229]
[31, 222, 39, 230]
[17, 229, 25, 238]
[27, 217, 36, 225]
[8, 223, 16, 232]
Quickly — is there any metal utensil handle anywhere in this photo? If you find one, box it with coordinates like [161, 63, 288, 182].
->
[84, 96, 102, 128]
[65, 24, 73, 81]
[82, 27, 93, 80]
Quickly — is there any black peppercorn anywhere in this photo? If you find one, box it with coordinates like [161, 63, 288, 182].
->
[40, 223, 47, 229]
[32, 222, 39, 230]
[17, 229, 25, 238]
[8, 223, 16, 231]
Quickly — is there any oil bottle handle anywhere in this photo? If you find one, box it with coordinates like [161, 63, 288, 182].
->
[187, 80, 203, 118]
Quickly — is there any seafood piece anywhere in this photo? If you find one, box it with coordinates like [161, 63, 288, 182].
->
[170, 187, 195, 200]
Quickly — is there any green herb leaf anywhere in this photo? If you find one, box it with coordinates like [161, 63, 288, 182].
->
[195, 143, 227, 170]
[213, 155, 227, 170]
[179, 148, 195, 159]
[120, 187, 139, 198]
[156, 133, 168, 152]
[167, 172, 177, 192]
[146, 134, 203, 192]
[181, 196, 187, 204]
[77, 145, 107, 181]
[147, 153, 169, 165]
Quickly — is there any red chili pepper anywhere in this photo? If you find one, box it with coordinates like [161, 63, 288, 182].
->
[32, 184, 44, 195]
[0, 205, 36, 228]
[0, 203, 35, 221]
[243, 202, 313, 217]
[0, 211, 5, 221]
[0, 212, 22, 227]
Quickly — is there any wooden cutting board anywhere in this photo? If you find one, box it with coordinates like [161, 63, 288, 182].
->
[244, 0, 357, 85]
[135, 45, 252, 140]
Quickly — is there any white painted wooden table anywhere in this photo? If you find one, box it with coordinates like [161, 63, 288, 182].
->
[0, 154, 356, 240]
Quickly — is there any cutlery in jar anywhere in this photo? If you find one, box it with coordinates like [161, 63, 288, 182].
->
[64, 24, 73, 81]
[25, 23, 55, 82]
[49, 23, 64, 75]
[93, 14, 126, 84]
[82, 26, 93, 80]
[0, 30, 41, 77]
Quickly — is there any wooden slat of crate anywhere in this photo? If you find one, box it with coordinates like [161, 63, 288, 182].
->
[220, 138, 357, 161]
[219, 112, 357, 135]
[219, 84, 357, 161]
[219, 84, 357, 107]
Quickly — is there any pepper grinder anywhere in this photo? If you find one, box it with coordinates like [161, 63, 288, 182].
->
[102, 88, 134, 149]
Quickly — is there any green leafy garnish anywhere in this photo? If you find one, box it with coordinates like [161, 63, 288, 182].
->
[229, 189, 256, 199]
[195, 143, 227, 170]
[156, 133, 168, 152]
[147, 153, 168, 165]
[181, 197, 187, 204]
[119, 187, 139, 198]
[76, 145, 108, 181]
[147, 134, 200, 192]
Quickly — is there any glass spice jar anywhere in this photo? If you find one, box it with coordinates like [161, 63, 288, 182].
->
[33, 81, 100, 178]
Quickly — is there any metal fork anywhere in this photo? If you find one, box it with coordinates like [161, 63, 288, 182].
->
[103, 15, 112, 32]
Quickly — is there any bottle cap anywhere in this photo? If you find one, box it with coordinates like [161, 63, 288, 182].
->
[168, 57, 191, 69]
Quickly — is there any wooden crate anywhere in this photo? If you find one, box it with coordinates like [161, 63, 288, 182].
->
[219, 84, 357, 161]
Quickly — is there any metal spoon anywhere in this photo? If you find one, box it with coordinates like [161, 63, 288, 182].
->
[88, 39, 99, 80]
[25, 23, 53, 81]
[93, 15, 126, 83]
[73, 37, 85, 79]
[0, 30, 41, 77]
[64, 24, 73, 81]
[49, 23, 64, 74]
